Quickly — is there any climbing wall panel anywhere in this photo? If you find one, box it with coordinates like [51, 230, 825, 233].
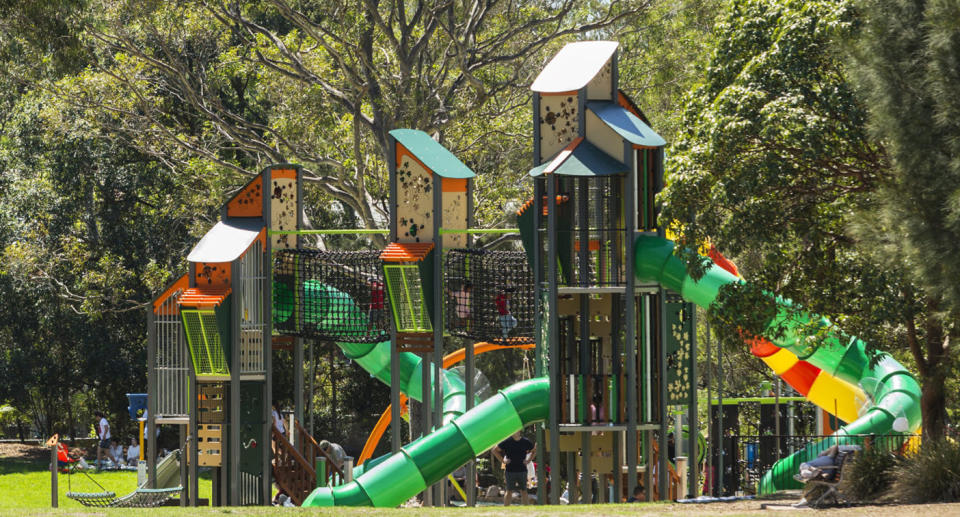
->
[539, 93, 580, 162]
[227, 176, 264, 218]
[395, 144, 434, 243]
[665, 299, 694, 406]
[441, 178, 468, 248]
[270, 168, 298, 249]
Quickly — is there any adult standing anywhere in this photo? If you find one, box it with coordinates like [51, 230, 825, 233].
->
[271, 403, 286, 438]
[94, 411, 111, 471]
[492, 430, 535, 505]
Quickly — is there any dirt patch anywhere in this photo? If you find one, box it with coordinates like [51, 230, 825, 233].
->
[659, 498, 960, 516]
[0, 442, 48, 462]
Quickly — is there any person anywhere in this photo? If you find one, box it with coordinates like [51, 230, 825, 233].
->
[108, 438, 124, 469]
[318, 439, 346, 471]
[492, 430, 535, 506]
[126, 436, 140, 466]
[368, 278, 385, 330]
[495, 287, 518, 340]
[271, 403, 286, 438]
[626, 485, 645, 502]
[94, 411, 111, 471]
[447, 282, 472, 327]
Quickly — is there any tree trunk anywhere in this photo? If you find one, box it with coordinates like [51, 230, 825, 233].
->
[920, 366, 947, 442]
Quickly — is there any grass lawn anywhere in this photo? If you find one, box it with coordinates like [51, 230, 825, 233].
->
[0, 443, 211, 512]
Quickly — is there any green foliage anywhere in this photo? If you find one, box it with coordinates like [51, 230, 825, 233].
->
[840, 445, 898, 501]
[846, 0, 960, 438]
[890, 439, 960, 503]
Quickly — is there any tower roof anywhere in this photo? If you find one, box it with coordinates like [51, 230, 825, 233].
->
[587, 101, 666, 147]
[187, 219, 264, 263]
[528, 138, 627, 177]
[389, 129, 475, 179]
[531, 41, 619, 93]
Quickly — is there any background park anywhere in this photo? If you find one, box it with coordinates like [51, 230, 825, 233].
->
[0, 0, 958, 515]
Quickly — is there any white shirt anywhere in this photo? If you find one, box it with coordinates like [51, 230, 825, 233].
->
[272, 409, 286, 434]
[127, 444, 140, 461]
[99, 417, 111, 440]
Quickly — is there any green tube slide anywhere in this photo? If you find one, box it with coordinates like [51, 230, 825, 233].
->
[633, 235, 922, 494]
[303, 378, 550, 507]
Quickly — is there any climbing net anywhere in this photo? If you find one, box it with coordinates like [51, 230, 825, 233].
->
[444, 249, 535, 343]
[273, 249, 389, 343]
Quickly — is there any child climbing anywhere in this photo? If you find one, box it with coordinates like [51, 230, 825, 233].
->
[447, 282, 473, 328]
[368, 277, 385, 330]
[496, 286, 517, 340]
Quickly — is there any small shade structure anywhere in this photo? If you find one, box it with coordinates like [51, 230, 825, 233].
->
[529, 138, 628, 177]
[531, 41, 619, 93]
[186, 218, 265, 263]
[388, 129, 475, 179]
[587, 101, 666, 148]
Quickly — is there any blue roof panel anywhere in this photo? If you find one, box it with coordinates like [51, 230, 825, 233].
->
[587, 101, 666, 147]
[529, 139, 627, 177]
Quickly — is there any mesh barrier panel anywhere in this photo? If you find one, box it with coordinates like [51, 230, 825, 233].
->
[273, 249, 389, 343]
[181, 310, 230, 376]
[444, 249, 534, 342]
[384, 265, 432, 332]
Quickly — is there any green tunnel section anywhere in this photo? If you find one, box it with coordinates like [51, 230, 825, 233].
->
[274, 280, 467, 424]
[633, 235, 922, 493]
[302, 378, 550, 507]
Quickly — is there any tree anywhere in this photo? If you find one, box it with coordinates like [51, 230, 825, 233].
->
[845, 0, 960, 439]
[660, 0, 956, 440]
[66, 0, 650, 236]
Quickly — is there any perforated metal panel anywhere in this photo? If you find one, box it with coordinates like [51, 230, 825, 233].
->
[238, 243, 265, 374]
[155, 288, 188, 417]
[181, 309, 230, 377]
[384, 265, 432, 332]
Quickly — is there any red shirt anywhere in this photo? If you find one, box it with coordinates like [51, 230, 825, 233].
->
[496, 294, 510, 315]
[370, 282, 385, 309]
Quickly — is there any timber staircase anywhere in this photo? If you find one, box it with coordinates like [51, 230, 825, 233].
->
[271, 420, 345, 505]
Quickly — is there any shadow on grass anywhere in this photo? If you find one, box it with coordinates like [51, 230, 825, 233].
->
[0, 457, 48, 475]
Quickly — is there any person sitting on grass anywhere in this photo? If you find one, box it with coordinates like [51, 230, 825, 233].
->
[626, 485, 644, 502]
[108, 438, 124, 469]
[492, 430, 535, 506]
[126, 436, 140, 466]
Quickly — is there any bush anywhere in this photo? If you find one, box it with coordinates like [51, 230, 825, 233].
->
[840, 445, 898, 501]
[890, 439, 960, 503]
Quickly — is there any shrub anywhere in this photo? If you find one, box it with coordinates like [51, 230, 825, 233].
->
[890, 439, 960, 503]
[840, 444, 898, 501]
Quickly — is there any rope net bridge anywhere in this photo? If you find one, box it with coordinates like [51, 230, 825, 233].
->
[273, 250, 389, 343]
[444, 249, 535, 343]
[273, 248, 534, 344]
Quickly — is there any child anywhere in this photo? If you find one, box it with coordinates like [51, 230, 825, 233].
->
[448, 282, 473, 327]
[495, 287, 517, 340]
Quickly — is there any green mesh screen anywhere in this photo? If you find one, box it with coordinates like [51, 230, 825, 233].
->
[383, 265, 432, 332]
[181, 309, 230, 377]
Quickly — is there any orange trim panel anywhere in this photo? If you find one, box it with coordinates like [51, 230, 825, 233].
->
[178, 287, 231, 308]
[380, 242, 435, 262]
[271, 168, 297, 180]
[226, 176, 263, 218]
[441, 178, 468, 193]
[153, 274, 190, 315]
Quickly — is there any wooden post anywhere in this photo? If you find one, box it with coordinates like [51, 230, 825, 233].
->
[48, 434, 58, 508]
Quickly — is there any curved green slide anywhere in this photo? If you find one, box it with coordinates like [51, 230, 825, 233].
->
[633, 235, 922, 494]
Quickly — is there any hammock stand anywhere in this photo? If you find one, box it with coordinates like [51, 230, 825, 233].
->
[66, 450, 182, 508]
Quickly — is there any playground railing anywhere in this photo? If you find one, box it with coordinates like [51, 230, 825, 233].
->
[711, 433, 919, 495]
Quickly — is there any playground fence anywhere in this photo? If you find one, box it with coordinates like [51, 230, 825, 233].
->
[713, 433, 919, 495]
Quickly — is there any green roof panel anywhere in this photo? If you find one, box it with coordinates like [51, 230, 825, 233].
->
[587, 101, 666, 147]
[389, 129, 476, 179]
[529, 139, 627, 177]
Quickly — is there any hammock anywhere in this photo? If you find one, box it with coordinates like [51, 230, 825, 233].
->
[67, 449, 182, 508]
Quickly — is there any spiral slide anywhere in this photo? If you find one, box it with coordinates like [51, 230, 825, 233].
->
[633, 235, 922, 494]
[299, 234, 921, 506]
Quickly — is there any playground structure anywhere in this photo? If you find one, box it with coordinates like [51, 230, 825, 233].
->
[143, 40, 923, 507]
